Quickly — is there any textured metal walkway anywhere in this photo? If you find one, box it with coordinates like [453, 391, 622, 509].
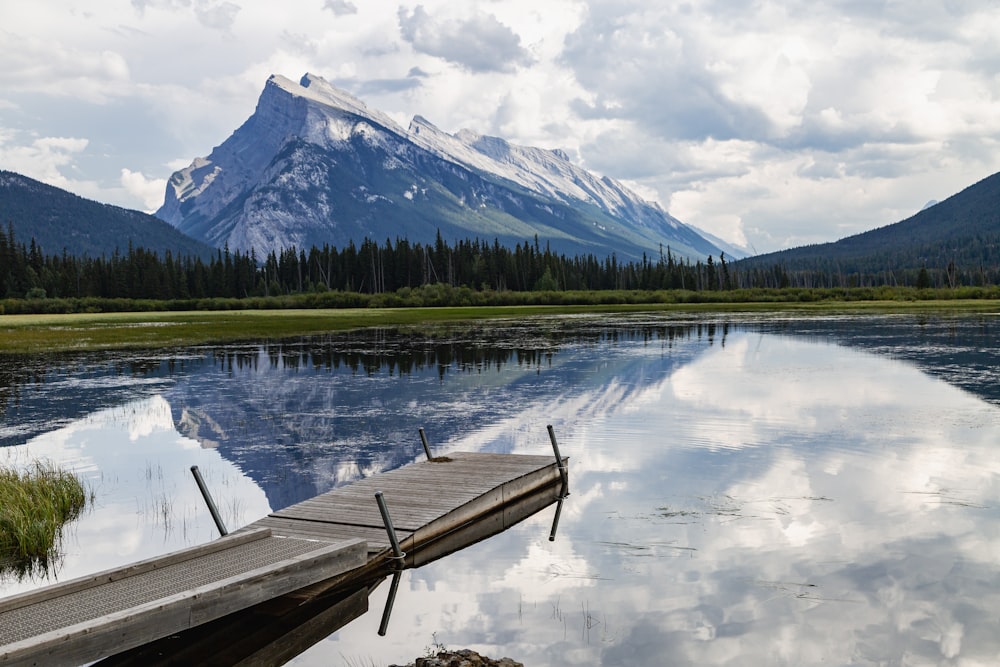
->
[0, 529, 365, 666]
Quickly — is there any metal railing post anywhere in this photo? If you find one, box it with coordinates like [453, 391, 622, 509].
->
[547, 424, 569, 496]
[419, 427, 433, 460]
[190, 465, 228, 537]
[374, 491, 405, 567]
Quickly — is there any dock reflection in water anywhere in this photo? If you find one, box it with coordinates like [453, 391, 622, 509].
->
[97, 479, 567, 666]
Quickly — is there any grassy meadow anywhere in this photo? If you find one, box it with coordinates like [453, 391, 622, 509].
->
[0, 306, 599, 354]
[2, 293, 999, 354]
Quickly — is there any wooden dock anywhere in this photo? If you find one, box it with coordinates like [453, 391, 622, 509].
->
[246, 452, 566, 559]
[0, 450, 568, 666]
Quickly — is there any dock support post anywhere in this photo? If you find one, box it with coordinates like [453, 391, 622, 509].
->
[547, 425, 570, 496]
[375, 491, 406, 566]
[549, 496, 565, 542]
[419, 427, 433, 460]
[378, 571, 402, 636]
[190, 465, 228, 537]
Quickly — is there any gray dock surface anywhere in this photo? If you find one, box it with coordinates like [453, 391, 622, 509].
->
[246, 451, 565, 553]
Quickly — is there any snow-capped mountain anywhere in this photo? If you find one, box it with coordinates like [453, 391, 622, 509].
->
[157, 73, 734, 261]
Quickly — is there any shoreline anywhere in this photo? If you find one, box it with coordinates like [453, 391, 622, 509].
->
[2, 299, 998, 354]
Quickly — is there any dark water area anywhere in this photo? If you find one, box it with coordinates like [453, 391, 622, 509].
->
[1, 311, 999, 665]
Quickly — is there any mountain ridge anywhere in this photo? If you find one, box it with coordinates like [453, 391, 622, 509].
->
[157, 73, 733, 262]
[0, 170, 214, 260]
[736, 170, 1000, 279]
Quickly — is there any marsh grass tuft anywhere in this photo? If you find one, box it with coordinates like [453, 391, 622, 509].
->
[0, 461, 93, 577]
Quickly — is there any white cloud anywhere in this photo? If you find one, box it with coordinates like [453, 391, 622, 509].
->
[397, 5, 535, 73]
[323, 0, 357, 16]
[193, 0, 240, 31]
[0, 37, 131, 103]
[0, 131, 90, 189]
[130, 0, 193, 13]
[120, 168, 167, 211]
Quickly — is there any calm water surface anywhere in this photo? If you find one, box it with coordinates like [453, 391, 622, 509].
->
[1, 312, 999, 666]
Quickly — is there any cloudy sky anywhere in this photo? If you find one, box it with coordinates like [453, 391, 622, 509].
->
[3, 0, 1000, 253]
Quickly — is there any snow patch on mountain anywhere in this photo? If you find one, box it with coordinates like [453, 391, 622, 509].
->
[408, 116, 631, 218]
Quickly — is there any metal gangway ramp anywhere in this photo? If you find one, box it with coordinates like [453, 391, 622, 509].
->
[0, 529, 365, 666]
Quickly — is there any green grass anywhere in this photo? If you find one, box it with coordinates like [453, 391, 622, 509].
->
[0, 306, 585, 353]
[0, 461, 92, 577]
[2, 292, 999, 354]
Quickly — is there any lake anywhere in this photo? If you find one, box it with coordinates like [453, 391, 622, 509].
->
[1, 311, 999, 665]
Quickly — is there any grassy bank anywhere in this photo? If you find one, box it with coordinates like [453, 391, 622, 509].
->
[0, 461, 91, 577]
[0, 305, 576, 354]
[2, 288, 999, 354]
[4, 283, 1000, 316]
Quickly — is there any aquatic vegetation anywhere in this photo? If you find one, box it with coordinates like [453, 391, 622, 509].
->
[0, 461, 92, 577]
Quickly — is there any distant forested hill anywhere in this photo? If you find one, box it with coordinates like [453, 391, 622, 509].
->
[0, 171, 213, 259]
[737, 171, 1000, 287]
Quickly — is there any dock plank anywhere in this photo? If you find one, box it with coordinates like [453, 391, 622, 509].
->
[251, 452, 567, 566]
[249, 517, 411, 551]
[267, 452, 560, 537]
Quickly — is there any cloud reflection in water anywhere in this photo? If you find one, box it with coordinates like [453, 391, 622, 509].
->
[316, 328, 1000, 666]
[0, 395, 271, 598]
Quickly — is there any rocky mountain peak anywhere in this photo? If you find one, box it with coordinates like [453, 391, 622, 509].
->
[156, 73, 733, 261]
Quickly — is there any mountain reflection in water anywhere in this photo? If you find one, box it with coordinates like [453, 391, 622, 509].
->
[1, 313, 999, 665]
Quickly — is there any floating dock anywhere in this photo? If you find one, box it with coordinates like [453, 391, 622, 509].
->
[0, 449, 568, 666]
